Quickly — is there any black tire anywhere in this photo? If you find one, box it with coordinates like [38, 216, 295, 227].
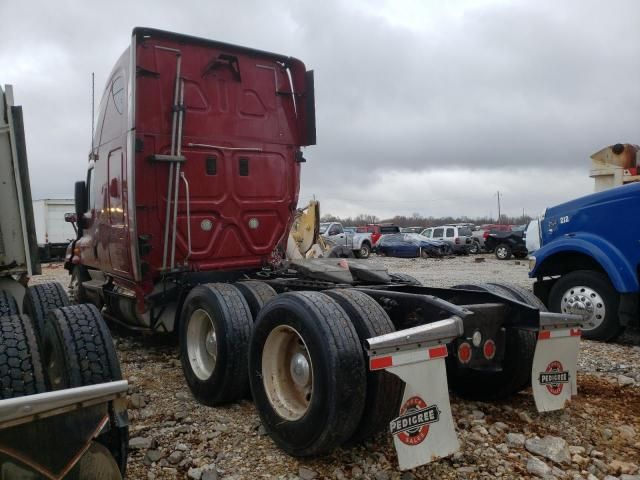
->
[327, 246, 355, 258]
[487, 282, 547, 311]
[324, 289, 403, 443]
[389, 272, 422, 286]
[69, 265, 91, 305]
[494, 244, 512, 260]
[354, 242, 371, 259]
[234, 281, 277, 321]
[249, 291, 366, 456]
[42, 304, 127, 475]
[179, 283, 253, 406]
[0, 290, 19, 317]
[468, 241, 480, 254]
[23, 282, 70, 340]
[67, 441, 123, 480]
[449, 283, 537, 400]
[548, 270, 621, 341]
[0, 314, 46, 399]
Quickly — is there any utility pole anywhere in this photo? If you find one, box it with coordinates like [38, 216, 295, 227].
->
[496, 191, 502, 223]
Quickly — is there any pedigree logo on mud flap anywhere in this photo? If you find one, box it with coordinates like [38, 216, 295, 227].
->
[539, 360, 570, 395]
[390, 396, 440, 446]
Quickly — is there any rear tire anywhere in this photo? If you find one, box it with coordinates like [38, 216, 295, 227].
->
[42, 304, 127, 475]
[354, 243, 371, 259]
[23, 282, 70, 340]
[0, 290, 19, 317]
[0, 314, 46, 399]
[468, 241, 480, 254]
[234, 281, 277, 321]
[449, 283, 537, 400]
[249, 291, 366, 456]
[548, 270, 621, 341]
[67, 441, 123, 480]
[179, 283, 253, 405]
[324, 289, 403, 443]
[494, 244, 512, 260]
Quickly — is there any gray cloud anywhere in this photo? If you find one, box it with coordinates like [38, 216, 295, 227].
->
[1, 0, 638, 219]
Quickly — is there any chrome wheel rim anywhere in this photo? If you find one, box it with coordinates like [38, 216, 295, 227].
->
[187, 308, 218, 380]
[560, 286, 605, 330]
[262, 325, 313, 420]
[360, 245, 369, 257]
[496, 247, 508, 259]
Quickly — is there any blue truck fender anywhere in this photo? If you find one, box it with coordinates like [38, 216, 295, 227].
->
[530, 233, 639, 293]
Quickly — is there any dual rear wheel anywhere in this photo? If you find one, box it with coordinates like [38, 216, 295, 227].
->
[0, 284, 126, 478]
[179, 282, 402, 456]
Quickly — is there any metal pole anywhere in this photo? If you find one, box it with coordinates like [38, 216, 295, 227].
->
[170, 79, 185, 269]
[161, 52, 182, 271]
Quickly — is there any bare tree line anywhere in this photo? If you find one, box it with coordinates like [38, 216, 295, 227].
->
[320, 212, 532, 228]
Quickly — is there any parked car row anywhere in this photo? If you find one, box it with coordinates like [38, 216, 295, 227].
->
[324, 221, 538, 261]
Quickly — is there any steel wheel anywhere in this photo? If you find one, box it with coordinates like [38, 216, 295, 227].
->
[469, 242, 479, 254]
[358, 244, 370, 259]
[495, 244, 511, 260]
[559, 285, 605, 330]
[187, 308, 218, 381]
[262, 325, 313, 421]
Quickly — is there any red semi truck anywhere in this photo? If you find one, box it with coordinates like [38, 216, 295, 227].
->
[65, 28, 583, 470]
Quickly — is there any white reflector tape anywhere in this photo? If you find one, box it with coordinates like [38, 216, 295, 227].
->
[532, 328, 581, 412]
[385, 352, 459, 470]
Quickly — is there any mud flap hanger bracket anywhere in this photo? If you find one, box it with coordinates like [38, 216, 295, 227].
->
[366, 317, 463, 471]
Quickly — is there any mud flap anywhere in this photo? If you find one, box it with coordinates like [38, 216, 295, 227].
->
[367, 318, 463, 470]
[531, 312, 582, 412]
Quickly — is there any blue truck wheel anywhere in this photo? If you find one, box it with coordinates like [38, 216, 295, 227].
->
[548, 270, 622, 341]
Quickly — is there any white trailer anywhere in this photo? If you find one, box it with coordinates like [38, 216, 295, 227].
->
[32, 198, 75, 260]
[0, 85, 128, 478]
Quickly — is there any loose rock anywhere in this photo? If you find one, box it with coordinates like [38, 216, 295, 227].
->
[527, 456, 552, 477]
[525, 436, 571, 464]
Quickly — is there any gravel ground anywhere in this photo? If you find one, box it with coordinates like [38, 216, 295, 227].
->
[33, 257, 640, 480]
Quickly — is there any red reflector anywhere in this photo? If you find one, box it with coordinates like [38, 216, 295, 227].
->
[570, 328, 581, 337]
[483, 339, 496, 360]
[428, 345, 448, 359]
[457, 342, 472, 364]
[538, 331, 551, 340]
[370, 356, 393, 370]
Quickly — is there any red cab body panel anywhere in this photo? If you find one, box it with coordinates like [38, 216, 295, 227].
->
[77, 28, 315, 286]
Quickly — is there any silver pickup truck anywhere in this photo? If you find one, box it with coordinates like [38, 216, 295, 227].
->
[320, 222, 373, 258]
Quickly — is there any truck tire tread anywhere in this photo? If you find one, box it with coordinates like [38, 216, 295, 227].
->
[0, 314, 46, 399]
[0, 291, 19, 317]
[42, 304, 127, 474]
[23, 282, 70, 340]
[180, 283, 253, 405]
[234, 281, 277, 321]
[249, 291, 366, 456]
[323, 289, 403, 444]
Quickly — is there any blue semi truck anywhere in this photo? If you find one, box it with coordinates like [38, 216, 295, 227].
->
[529, 182, 640, 341]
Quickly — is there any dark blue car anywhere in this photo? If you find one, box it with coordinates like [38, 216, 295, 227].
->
[376, 233, 451, 258]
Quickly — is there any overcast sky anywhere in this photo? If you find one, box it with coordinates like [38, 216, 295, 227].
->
[2, 0, 639, 220]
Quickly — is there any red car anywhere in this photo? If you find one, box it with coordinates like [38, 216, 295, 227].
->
[356, 223, 401, 246]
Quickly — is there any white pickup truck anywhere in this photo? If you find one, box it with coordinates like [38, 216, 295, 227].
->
[320, 222, 373, 258]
